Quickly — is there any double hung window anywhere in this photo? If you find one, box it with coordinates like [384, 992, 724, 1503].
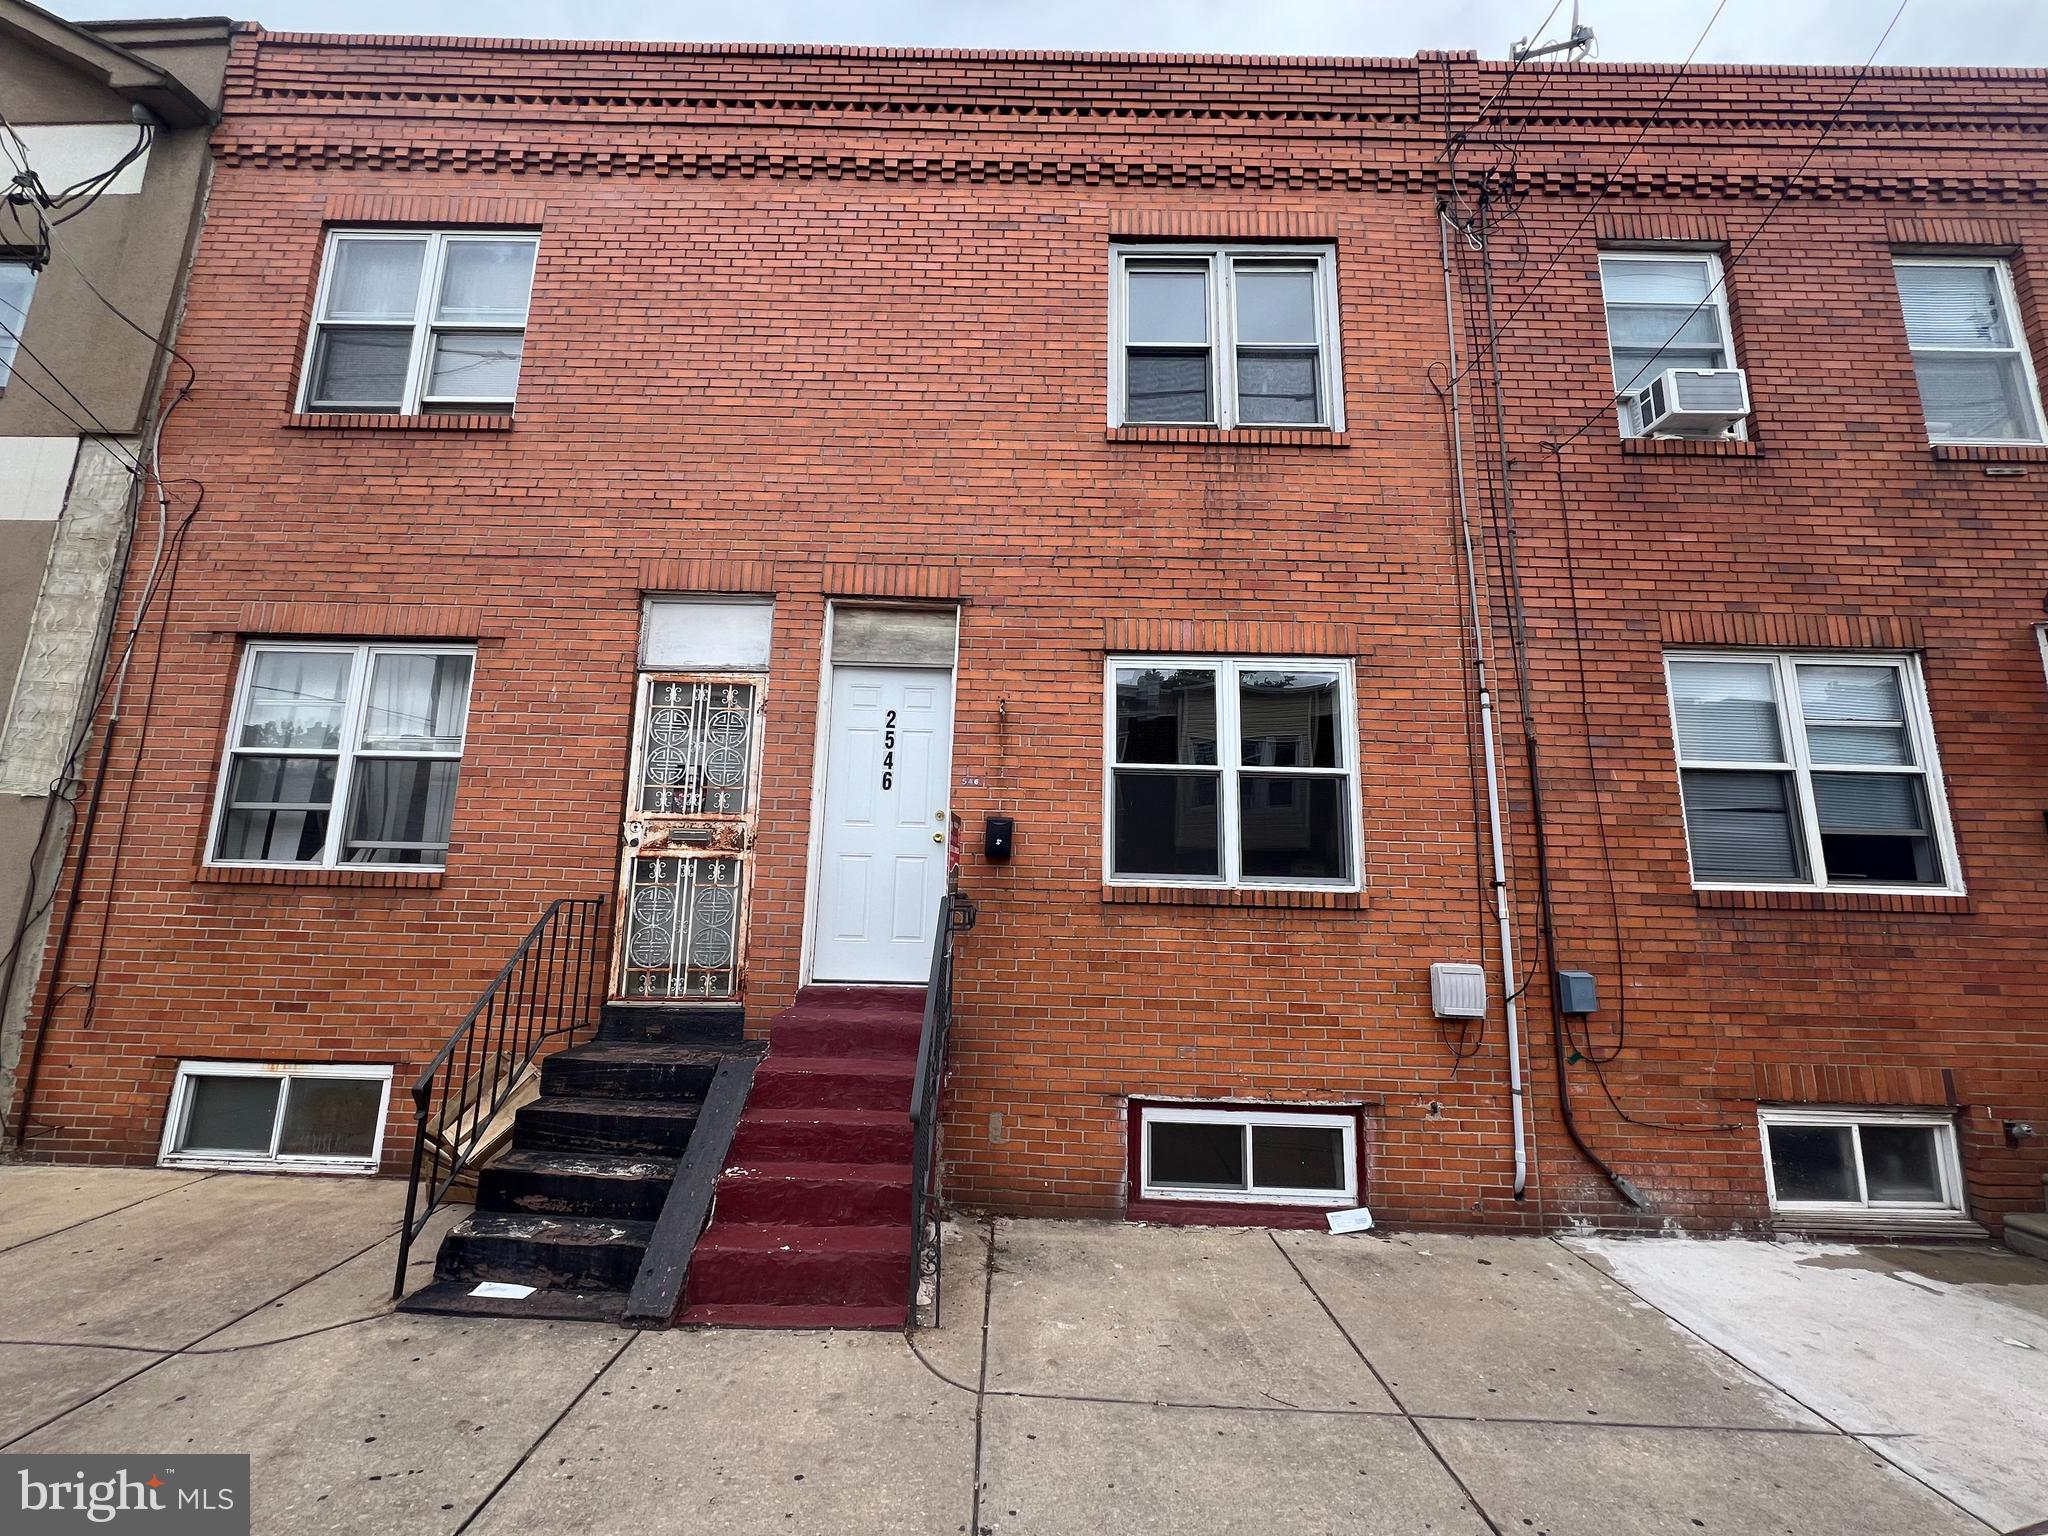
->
[210, 642, 476, 869]
[1892, 257, 2047, 444]
[1598, 251, 1738, 435]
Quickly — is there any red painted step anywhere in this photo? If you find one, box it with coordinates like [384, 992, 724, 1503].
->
[684, 1224, 910, 1309]
[748, 1056, 916, 1112]
[728, 1107, 913, 1164]
[678, 1301, 907, 1330]
[713, 1161, 912, 1226]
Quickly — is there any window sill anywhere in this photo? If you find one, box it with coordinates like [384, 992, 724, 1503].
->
[1695, 887, 1970, 914]
[283, 411, 516, 433]
[1929, 441, 2048, 463]
[1106, 425, 1349, 448]
[1621, 435, 1759, 458]
[1126, 1197, 1345, 1230]
[1769, 1208, 1986, 1241]
[196, 864, 445, 890]
[1103, 884, 1365, 910]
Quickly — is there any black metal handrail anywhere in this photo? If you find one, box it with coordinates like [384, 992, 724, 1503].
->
[907, 888, 974, 1326]
[391, 897, 609, 1299]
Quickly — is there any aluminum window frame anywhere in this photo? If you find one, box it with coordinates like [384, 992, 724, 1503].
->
[1662, 649, 1963, 897]
[157, 1060, 394, 1174]
[1597, 248, 1741, 438]
[1892, 254, 2048, 446]
[1137, 1104, 1360, 1207]
[204, 640, 478, 871]
[1757, 1106, 1964, 1215]
[296, 227, 540, 416]
[1107, 243, 1345, 431]
[1102, 654, 1364, 893]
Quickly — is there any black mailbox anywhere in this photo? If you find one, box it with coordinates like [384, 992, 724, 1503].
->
[984, 815, 1015, 862]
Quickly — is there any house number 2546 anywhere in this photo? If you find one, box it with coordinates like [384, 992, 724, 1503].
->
[881, 709, 896, 790]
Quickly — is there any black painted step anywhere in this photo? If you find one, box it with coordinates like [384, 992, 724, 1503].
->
[435, 1211, 655, 1291]
[540, 1041, 725, 1101]
[477, 1148, 678, 1220]
[600, 1002, 746, 1047]
[399, 1276, 625, 1324]
[515, 1094, 700, 1156]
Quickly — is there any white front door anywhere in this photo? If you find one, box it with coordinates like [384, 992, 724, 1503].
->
[813, 664, 955, 983]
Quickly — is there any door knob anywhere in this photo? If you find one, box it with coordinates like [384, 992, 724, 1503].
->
[932, 831, 944, 843]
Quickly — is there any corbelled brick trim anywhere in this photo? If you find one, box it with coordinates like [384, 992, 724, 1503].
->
[639, 558, 776, 595]
[1659, 611, 1924, 650]
[1109, 211, 1340, 240]
[1754, 1062, 1959, 1107]
[1596, 212, 1729, 246]
[283, 412, 514, 432]
[194, 865, 443, 890]
[1102, 885, 1365, 910]
[1103, 618, 1357, 655]
[234, 602, 495, 639]
[1887, 214, 2022, 251]
[822, 562, 960, 601]
[1696, 889, 1970, 914]
[323, 192, 545, 227]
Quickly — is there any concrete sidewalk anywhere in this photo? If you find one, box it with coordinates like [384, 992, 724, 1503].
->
[0, 1166, 2040, 1535]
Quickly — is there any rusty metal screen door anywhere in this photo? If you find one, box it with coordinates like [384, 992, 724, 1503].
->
[614, 673, 766, 1001]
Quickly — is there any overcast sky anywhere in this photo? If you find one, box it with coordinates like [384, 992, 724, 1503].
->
[58, 1, 2048, 69]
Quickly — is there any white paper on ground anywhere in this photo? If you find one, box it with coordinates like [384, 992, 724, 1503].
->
[469, 1281, 538, 1299]
[1326, 1206, 1375, 1234]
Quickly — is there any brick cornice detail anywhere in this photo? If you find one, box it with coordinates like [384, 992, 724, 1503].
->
[232, 601, 498, 639]
[639, 558, 776, 594]
[822, 562, 961, 601]
[1659, 610, 1924, 651]
[323, 192, 544, 226]
[1102, 618, 1358, 655]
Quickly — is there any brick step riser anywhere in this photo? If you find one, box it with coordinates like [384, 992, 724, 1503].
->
[685, 1246, 909, 1309]
[728, 1121, 912, 1164]
[713, 1178, 911, 1227]
[767, 1020, 924, 1059]
[477, 1165, 672, 1222]
[436, 1230, 648, 1290]
[747, 1070, 915, 1112]
[540, 1057, 717, 1101]
[598, 1003, 745, 1047]
[517, 1106, 697, 1157]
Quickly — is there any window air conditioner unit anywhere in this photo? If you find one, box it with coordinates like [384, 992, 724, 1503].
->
[1631, 367, 1750, 438]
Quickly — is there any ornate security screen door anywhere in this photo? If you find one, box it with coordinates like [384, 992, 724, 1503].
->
[614, 673, 767, 1000]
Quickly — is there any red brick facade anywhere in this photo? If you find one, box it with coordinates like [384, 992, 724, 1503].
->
[11, 31, 2048, 1236]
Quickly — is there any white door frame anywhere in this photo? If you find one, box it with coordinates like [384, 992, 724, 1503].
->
[799, 601, 960, 986]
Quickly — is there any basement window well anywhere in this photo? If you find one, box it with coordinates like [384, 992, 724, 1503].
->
[1135, 1104, 1358, 1206]
[159, 1062, 393, 1173]
[1759, 1107, 1964, 1217]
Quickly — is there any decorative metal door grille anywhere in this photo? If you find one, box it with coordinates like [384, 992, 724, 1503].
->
[615, 675, 765, 1000]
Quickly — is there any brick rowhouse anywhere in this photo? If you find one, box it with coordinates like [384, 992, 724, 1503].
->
[11, 28, 2048, 1241]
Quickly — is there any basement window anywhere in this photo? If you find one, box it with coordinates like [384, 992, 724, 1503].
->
[159, 1062, 393, 1173]
[1137, 1105, 1358, 1206]
[298, 228, 538, 415]
[207, 642, 477, 869]
[1759, 1108, 1964, 1216]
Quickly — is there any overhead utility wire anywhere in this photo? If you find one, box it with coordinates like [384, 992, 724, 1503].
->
[1436, 0, 1566, 165]
[1543, 0, 1911, 455]
[1444, 0, 1732, 392]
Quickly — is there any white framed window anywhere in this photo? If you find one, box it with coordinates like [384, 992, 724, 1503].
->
[159, 1061, 393, 1173]
[1663, 651, 1961, 894]
[298, 228, 538, 415]
[208, 642, 477, 869]
[1892, 256, 2047, 445]
[1759, 1107, 1964, 1215]
[0, 258, 36, 386]
[1137, 1104, 1359, 1206]
[1104, 656, 1362, 891]
[1598, 249, 1739, 436]
[1109, 244, 1343, 430]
